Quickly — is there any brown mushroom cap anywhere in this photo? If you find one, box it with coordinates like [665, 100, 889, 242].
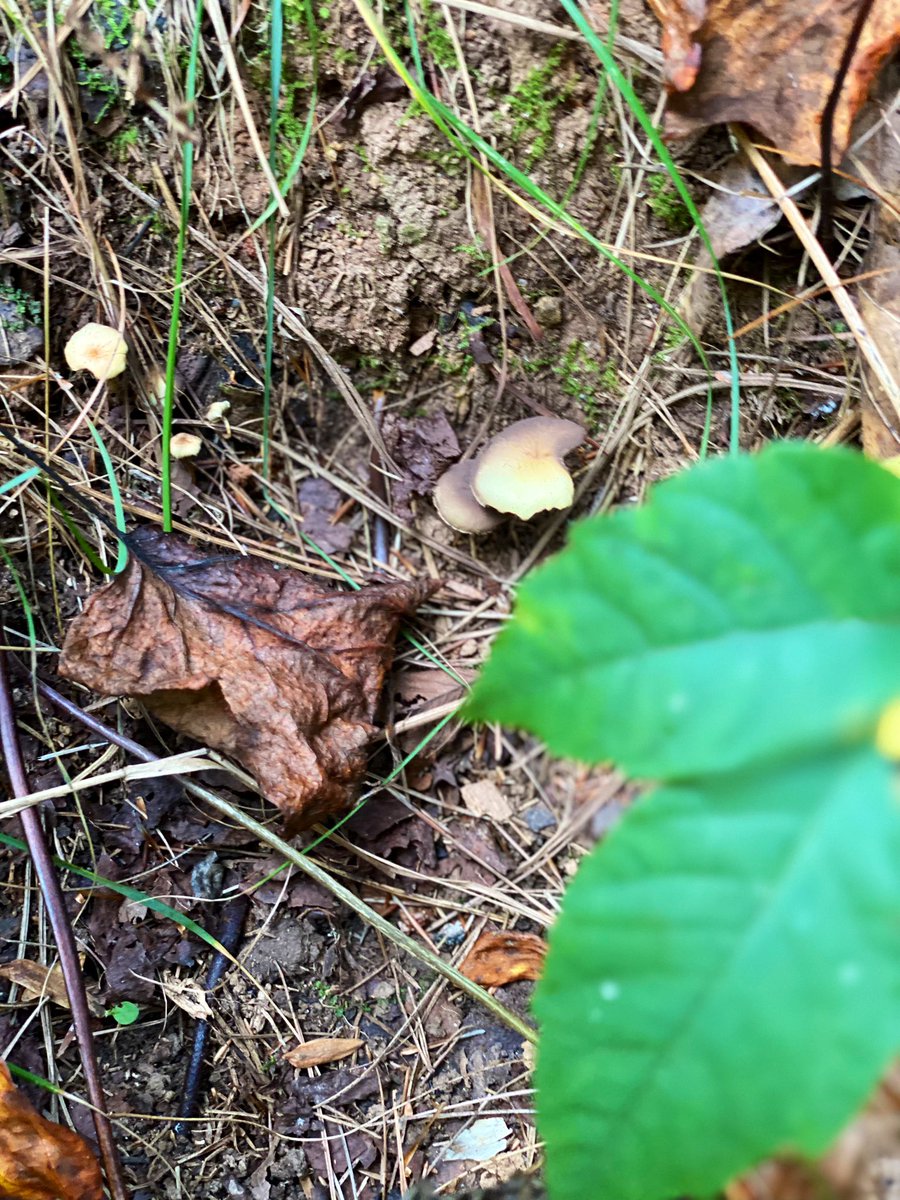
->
[169, 432, 203, 459]
[472, 417, 585, 520]
[434, 461, 504, 534]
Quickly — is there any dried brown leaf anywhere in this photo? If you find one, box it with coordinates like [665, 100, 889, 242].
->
[0, 1062, 103, 1200]
[652, 0, 900, 164]
[284, 1037, 364, 1069]
[156, 972, 213, 1020]
[0, 960, 104, 1016]
[459, 931, 546, 987]
[59, 528, 434, 830]
[461, 779, 513, 821]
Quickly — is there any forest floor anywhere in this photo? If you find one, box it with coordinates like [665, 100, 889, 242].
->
[0, 0, 886, 1196]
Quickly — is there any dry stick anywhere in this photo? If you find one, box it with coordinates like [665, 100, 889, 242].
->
[369, 391, 391, 568]
[735, 128, 900, 418]
[0, 652, 129, 1200]
[26, 672, 538, 1044]
[173, 893, 250, 1136]
[818, 0, 878, 246]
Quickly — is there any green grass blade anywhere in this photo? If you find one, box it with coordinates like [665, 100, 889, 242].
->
[0, 466, 40, 495]
[353, 0, 718, 437]
[262, 0, 318, 481]
[0, 830, 230, 959]
[558, 0, 740, 452]
[87, 419, 128, 573]
[161, 0, 204, 531]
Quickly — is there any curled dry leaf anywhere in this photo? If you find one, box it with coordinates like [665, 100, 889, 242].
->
[59, 527, 435, 830]
[459, 930, 547, 987]
[649, 0, 900, 164]
[284, 1036, 364, 1069]
[0, 1062, 103, 1200]
[0, 959, 104, 1015]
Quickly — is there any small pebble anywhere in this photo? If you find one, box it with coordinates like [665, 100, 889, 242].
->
[525, 804, 557, 833]
[534, 294, 563, 327]
[437, 920, 467, 949]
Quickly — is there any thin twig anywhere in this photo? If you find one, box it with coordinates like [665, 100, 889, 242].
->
[369, 390, 391, 568]
[0, 651, 129, 1200]
[174, 894, 250, 1136]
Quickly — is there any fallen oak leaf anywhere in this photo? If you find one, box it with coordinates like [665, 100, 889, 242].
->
[650, 0, 900, 164]
[459, 930, 546, 987]
[0, 1061, 103, 1200]
[59, 527, 435, 831]
[284, 1037, 364, 1069]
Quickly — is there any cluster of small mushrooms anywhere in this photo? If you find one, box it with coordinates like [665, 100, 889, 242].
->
[64, 322, 202, 459]
[433, 416, 585, 533]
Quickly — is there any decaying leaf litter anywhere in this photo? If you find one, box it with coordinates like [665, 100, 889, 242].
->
[0, 0, 898, 1195]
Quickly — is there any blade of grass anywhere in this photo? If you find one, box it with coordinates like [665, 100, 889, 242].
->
[86, 419, 128, 573]
[0, 466, 40, 495]
[262, 0, 318, 481]
[0, 828, 234, 961]
[558, 0, 741, 452]
[161, 0, 204, 531]
[354, 0, 721, 451]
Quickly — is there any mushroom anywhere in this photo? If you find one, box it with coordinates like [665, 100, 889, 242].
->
[472, 417, 585, 520]
[434, 461, 504, 534]
[169, 432, 203, 459]
[63, 323, 128, 381]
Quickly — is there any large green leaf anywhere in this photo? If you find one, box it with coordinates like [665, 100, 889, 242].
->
[535, 749, 900, 1200]
[468, 443, 900, 777]
[466, 443, 900, 1200]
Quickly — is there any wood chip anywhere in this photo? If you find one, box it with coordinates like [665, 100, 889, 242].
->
[284, 1037, 364, 1069]
[461, 779, 513, 820]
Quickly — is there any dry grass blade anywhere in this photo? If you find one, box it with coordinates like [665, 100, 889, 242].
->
[736, 129, 900, 417]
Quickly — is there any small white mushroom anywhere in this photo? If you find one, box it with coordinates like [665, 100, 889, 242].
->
[169, 432, 203, 459]
[63, 323, 128, 381]
[472, 416, 585, 520]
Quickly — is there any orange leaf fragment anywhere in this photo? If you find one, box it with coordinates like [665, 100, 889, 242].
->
[0, 1062, 103, 1200]
[59, 528, 435, 831]
[649, 0, 900, 164]
[459, 931, 546, 987]
[284, 1037, 364, 1069]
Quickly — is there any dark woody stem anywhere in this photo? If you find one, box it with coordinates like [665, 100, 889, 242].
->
[0, 649, 129, 1200]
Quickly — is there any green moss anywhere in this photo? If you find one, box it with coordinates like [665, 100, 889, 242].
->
[0, 284, 41, 332]
[653, 325, 689, 362]
[453, 239, 490, 267]
[420, 0, 456, 67]
[110, 125, 139, 160]
[646, 175, 693, 233]
[553, 340, 615, 431]
[509, 44, 570, 166]
[374, 215, 393, 253]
